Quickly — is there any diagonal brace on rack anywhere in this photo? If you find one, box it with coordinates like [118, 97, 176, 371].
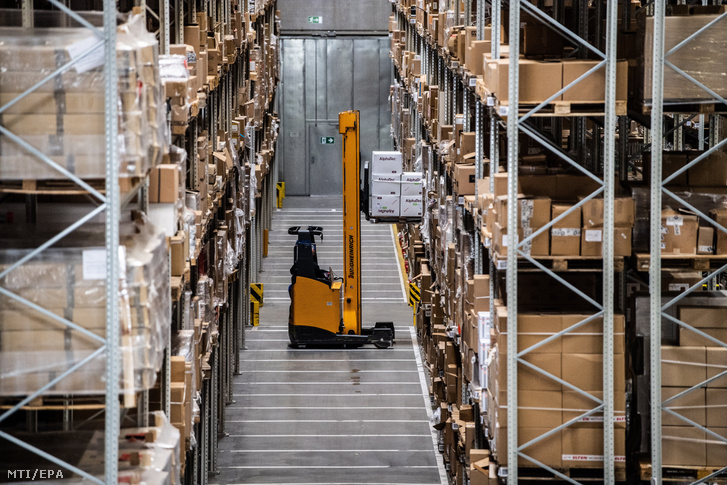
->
[0, 41, 103, 116]
[519, 311, 605, 356]
[0, 430, 104, 484]
[666, 12, 727, 58]
[517, 251, 603, 309]
[518, 187, 604, 250]
[664, 60, 727, 107]
[0, 347, 107, 425]
[518, 452, 581, 485]
[662, 408, 727, 447]
[520, 406, 605, 454]
[662, 189, 727, 237]
[46, 0, 104, 36]
[520, 1, 606, 59]
[693, 466, 727, 485]
[519, 60, 607, 123]
[662, 368, 727, 408]
[518, 357, 603, 403]
[0, 205, 106, 281]
[518, 122, 604, 184]
[662, 314, 727, 350]
[662, 262, 727, 311]
[663, 137, 727, 186]
[0, 287, 105, 344]
[0, 126, 106, 201]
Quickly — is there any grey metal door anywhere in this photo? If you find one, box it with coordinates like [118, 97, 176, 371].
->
[308, 122, 342, 195]
[280, 36, 392, 196]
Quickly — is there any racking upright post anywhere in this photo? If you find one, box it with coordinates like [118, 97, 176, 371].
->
[500, 1, 620, 481]
[103, 0, 121, 481]
[505, 0, 520, 480]
[649, 3, 665, 482]
[648, 5, 727, 484]
[489, 0, 501, 327]
[602, 0, 619, 479]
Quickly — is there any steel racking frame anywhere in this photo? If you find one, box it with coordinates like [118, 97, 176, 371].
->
[648, 4, 727, 484]
[0, 0, 120, 482]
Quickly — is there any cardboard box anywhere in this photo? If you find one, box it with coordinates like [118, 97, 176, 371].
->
[465, 40, 491, 76]
[371, 151, 403, 175]
[662, 387, 706, 427]
[454, 164, 476, 195]
[580, 226, 632, 257]
[170, 231, 186, 277]
[400, 197, 423, 217]
[495, 426, 562, 468]
[561, 314, 626, 355]
[551, 204, 581, 256]
[662, 346, 706, 388]
[663, 426, 706, 467]
[371, 174, 401, 195]
[698, 226, 715, 255]
[562, 391, 626, 427]
[561, 353, 625, 393]
[487, 59, 563, 104]
[712, 209, 727, 254]
[679, 326, 727, 347]
[707, 428, 727, 468]
[561, 427, 626, 467]
[707, 347, 727, 384]
[561, 60, 628, 102]
[370, 195, 399, 217]
[689, 150, 727, 187]
[496, 390, 562, 428]
[401, 172, 423, 196]
[661, 210, 699, 255]
[149, 164, 180, 204]
[581, 197, 635, 228]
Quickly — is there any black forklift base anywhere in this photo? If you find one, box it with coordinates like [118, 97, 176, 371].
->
[289, 323, 394, 349]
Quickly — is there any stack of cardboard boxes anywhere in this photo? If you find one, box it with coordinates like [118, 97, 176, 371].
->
[369, 151, 424, 218]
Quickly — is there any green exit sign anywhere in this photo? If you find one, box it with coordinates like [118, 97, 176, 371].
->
[320, 136, 334, 145]
[308, 16, 322, 24]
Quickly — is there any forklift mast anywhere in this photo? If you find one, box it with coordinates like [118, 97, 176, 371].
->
[338, 110, 362, 336]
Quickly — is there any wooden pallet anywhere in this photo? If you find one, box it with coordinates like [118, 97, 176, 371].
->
[641, 100, 727, 115]
[634, 252, 727, 271]
[498, 100, 627, 117]
[0, 395, 106, 411]
[0, 178, 105, 195]
[640, 462, 727, 482]
[494, 464, 627, 482]
[493, 252, 626, 272]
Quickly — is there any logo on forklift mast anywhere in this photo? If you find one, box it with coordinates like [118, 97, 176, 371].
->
[348, 235, 355, 278]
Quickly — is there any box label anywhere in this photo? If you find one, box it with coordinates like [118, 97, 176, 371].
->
[585, 229, 603, 242]
[82, 249, 106, 280]
[552, 228, 581, 237]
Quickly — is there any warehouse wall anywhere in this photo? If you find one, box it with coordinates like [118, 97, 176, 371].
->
[279, 36, 393, 196]
[277, 0, 391, 34]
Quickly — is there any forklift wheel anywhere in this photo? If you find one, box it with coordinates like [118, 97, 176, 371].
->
[374, 339, 391, 349]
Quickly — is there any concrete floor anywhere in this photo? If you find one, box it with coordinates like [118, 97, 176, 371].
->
[214, 197, 446, 485]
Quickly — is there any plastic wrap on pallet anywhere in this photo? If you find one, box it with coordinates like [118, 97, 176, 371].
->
[0, 14, 167, 180]
[120, 412, 181, 485]
[632, 186, 727, 252]
[0, 216, 170, 396]
[461, 231, 474, 282]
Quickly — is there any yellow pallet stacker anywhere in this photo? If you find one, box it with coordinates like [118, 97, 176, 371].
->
[287, 110, 395, 349]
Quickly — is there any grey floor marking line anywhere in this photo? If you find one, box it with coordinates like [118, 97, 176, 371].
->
[225, 449, 432, 453]
[227, 419, 428, 423]
[410, 326, 448, 485]
[231, 393, 424, 397]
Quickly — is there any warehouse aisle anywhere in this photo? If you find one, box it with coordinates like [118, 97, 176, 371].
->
[214, 197, 446, 485]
